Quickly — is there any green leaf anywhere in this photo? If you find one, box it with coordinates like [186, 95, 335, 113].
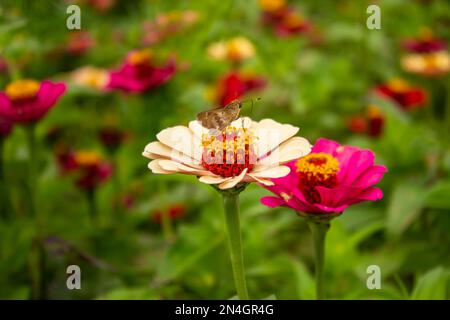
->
[386, 183, 425, 237]
[411, 267, 449, 300]
[425, 181, 450, 210]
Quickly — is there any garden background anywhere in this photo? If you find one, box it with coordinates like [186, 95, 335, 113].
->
[0, 0, 449, 300]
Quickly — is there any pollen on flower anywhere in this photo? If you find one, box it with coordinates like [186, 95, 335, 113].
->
[296, 153, 340, 203]
[201, 126, 257, 177]
[128, 49, 153, 66]
[6, 79, 40, 102]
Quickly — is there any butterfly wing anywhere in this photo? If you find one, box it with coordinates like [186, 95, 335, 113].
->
[196, 100, 241, 131]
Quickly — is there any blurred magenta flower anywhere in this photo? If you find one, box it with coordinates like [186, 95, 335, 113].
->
[0, 80, 66, 124]
[107, 49, 176, 93]
[402, 29, 446, 53]
[216, 71, 266, 106]
[375, 79, 427, 110]
[347, 105, 385, 138]
[261, 138, 386, 215]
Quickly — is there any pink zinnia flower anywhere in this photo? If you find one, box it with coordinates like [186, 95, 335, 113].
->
[107, 49, 176, 93]
[261, 138, 386, 215]
[0, 80, 66, 124]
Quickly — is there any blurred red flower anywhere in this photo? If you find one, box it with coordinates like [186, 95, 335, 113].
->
[374, 79, 427, 110]
[152, 204, 186, 223]
[347, 105, 385, 138]
[260, 0, 310, 37]
[216, 71, 266, 106]
[66, 31, 96, 56]
[98, 126, 128, 153]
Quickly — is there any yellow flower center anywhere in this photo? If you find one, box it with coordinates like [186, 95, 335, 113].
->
[5, 79, 40, 102]
[128, 49, 153, 66]
[296, 153, 340, 203]
[74, 151, 102, 166]
[201, 126, 257, 177]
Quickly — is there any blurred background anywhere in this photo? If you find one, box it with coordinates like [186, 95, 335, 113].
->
[0, 0, 449, 299]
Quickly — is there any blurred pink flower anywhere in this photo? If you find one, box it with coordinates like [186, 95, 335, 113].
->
[107, 49, 176, 93]
[261, 138, 386, 215]
[0, 80, 66, 124]
[66, 31, 96, 56]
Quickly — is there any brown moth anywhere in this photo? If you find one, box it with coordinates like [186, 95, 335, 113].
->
[196, 99, 242, 131]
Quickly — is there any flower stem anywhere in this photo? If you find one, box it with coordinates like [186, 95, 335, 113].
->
[0, 138, 12, 220]
[222, 192, 249, 300]
[307, 219, 330, 300]
[25, 125, 37, 217]
[25, 124, 46, 299]
[86, 189, 98, 228]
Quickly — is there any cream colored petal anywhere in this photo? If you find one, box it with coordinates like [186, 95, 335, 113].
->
[244, 174, 274, 186]
[156, 125, 202, 161]
[198, 175, 231, 185]
[257, 137, 311, 166]
[253, 119, 299, 158]
[230, 117, 254, 129]
[250, 165, 290, 179]
[158, 159, 211, 176]
[218, 168, 248, 189]
[143, 141, 202, 168]
[148, 160, 174, 174]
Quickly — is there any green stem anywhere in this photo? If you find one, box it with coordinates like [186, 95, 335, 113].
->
[307, 219, 330, 300]
[222, 192, 249, 300]
[25, 124, 46, 299]
[87, 189, 98, 228]
[25, 125, 36, 217]
[0, 138, 12, 220]
[161, 207, 174, 241]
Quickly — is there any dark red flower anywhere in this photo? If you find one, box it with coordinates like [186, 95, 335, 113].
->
[347, 106, 385, 138]
[402, 30, 446, 53]
[217, 71, 266, 106]
[0, 116, 13, 138]
[107, 49, 176, 93]
[262, 6, 310, 37]
[98, 126, 128, 153]
[375, 79, 427, 110]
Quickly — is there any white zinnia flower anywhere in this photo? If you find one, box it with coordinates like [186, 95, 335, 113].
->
[143, 117, 311, 190]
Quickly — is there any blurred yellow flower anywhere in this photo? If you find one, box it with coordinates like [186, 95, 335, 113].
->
[401, 51, 450, 76]
[259, 0, 286, 12]
[71, 66, 109, 90]
[207, 37, 255, 63]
